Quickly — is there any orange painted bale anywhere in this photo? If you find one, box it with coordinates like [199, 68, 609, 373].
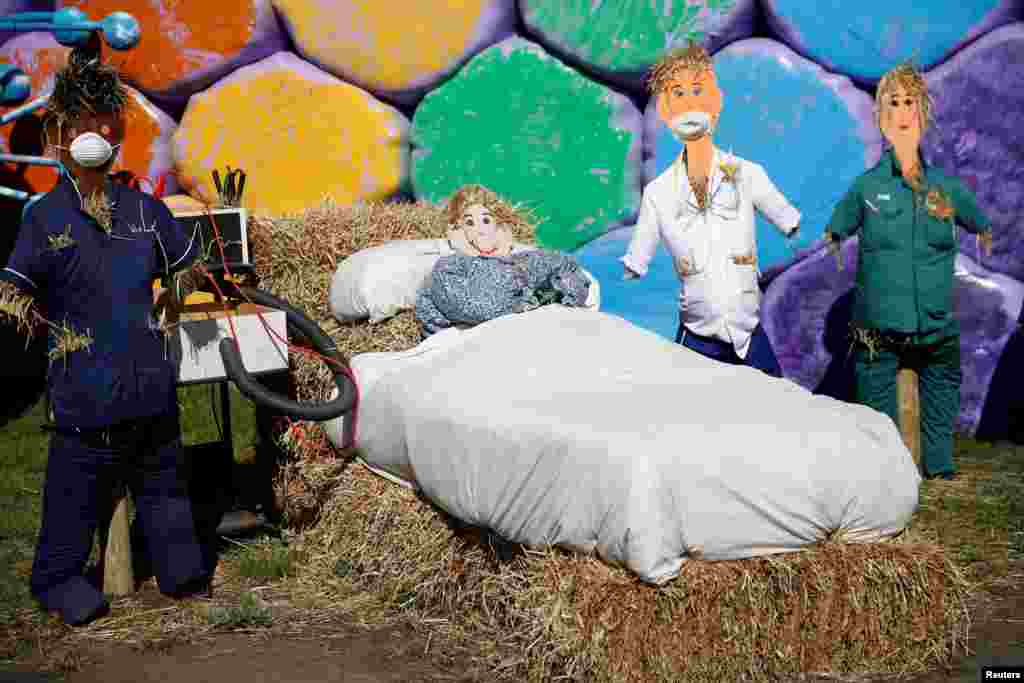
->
[0, 33, 178, 196]
[57, 0, 284, 101]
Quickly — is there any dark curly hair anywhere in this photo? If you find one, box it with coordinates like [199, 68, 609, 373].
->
[45, 45, 127, 125]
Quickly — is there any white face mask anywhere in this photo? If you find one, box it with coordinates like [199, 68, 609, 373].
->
[670, 111, 712, 142]
[58, 132, 120, 168]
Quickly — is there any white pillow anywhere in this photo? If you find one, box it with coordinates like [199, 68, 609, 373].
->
[328, 240, 600, 323]
[581, 267, 601, 310]
[329, 239, 451, 323]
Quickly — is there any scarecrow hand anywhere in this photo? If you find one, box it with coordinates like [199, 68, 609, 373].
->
[978, 231, 993, 257]
[0, 281, 37, 337]
[152, 286, 182, 331]
[622, 266, 639, 281]
[825, 232, 843, 272]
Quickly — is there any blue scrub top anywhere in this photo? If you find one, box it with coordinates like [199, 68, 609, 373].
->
[1, 175, 198, 429]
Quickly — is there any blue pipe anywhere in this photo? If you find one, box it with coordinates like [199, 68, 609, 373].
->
[0, 95, 49, 125]
[0, 185, 29, 200]
[0, 154, 62, 168]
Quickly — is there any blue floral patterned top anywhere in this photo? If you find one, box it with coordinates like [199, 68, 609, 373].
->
[415, 250, 590, 336]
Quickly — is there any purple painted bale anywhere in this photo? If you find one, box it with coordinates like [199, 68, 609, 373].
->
[923, 22, 1024, 283]
[519, 0, 756, 94]
[762, 240, 1024, 437]
[0, 1, 53, 46]
[762, 0, 1023, 85]
[272, 0, 517, 106]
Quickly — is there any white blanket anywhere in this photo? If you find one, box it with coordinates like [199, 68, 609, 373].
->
[324, 306, 920, 584]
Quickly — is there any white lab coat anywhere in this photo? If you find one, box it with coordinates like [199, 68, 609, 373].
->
[621, 147, 800, 359]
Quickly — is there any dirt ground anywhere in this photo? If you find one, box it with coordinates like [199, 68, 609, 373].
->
[64, 628, 471, 683]
[3, 564, 1020, 683]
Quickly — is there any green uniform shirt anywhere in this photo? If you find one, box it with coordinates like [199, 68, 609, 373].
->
[826, 149, 991, 341]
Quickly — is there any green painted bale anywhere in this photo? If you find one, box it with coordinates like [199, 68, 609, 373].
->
[410, 37, 643, 252]
[520, 0, 756, 91]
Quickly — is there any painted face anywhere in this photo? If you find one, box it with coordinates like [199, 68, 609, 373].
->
[47, 110, 126, 171]
[879, 87, 922, 151]
[656, 68, 723, 141]
[461, 202, 499, 252]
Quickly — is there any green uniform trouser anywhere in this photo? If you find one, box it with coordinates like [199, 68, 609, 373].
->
[853, 332, 961, 477]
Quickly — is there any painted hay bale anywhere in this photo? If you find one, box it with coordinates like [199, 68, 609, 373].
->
[643, 37, 882, 278]
[160, 193, 206, 214]
[923, 22, 1024, 283]
[173, 52, 409, 217]
[520, 0, 756, 92]
[760, 240, 1024, 438]
[572, 225, 681, 341]
[0, 33, 178, 196]
[56, 0, 285, 107]
[762, 0, 1023, 85]
[272, 0, 516, 106]
[411, 36, 642, 252]
[0, 32, 68, 194]
[0, 1, 52, 46]
[297, 461, 969, 682]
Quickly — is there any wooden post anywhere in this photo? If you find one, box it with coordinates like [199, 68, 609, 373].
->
[897, 367, 921, 468]
[101, 487, 135, 596]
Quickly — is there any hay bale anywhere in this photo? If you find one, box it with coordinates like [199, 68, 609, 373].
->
[248, 198, 535, 403]
[298, 463, 971, 682]
[251, 200, 969, 680]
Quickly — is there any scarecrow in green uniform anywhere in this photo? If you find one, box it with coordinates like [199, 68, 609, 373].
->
[825, 63, 993, 480]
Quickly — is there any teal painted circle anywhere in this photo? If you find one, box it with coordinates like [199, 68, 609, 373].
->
[411, 40, 641, 252]
[769, 0, 997, 83]
[521, 0, 738, 73]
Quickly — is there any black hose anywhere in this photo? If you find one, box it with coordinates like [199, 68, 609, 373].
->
[218, 286, 356, 421]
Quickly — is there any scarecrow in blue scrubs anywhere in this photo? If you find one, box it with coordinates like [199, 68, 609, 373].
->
[0, 47, 210, 625]
[825, 63, 993, 480]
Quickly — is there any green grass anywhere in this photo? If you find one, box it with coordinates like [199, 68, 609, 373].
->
[206, 590, 272, 628]
[228, 536, 293, 581]
[913, 439, 1024, 570]
[0, 384, 258, 624]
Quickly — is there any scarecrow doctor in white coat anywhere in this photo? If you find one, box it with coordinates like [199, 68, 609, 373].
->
[622, 43, 801, 377]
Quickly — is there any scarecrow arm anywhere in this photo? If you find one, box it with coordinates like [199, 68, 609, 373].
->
[621, 191, 659, 279]
[151, 198, 204, 326]
[948, 180, 991, 236]
[414, 285, 452, 337]
[749, 162, 801, 236]
[0, 209, 48, 336]
[824, 182, 865, 243]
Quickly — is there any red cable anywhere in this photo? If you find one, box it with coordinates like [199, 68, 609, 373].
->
[195, 199, 360, 450]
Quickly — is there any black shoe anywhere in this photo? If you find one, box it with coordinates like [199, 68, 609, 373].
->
[166, 576, 212, 600]
[63, 600, 110, 627]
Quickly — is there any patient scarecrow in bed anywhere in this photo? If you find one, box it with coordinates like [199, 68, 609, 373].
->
[415, 184, 592, 336]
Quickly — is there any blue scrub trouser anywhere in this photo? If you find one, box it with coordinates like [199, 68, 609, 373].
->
[30, 410, 209, 625]
[675, 322, 783, 378]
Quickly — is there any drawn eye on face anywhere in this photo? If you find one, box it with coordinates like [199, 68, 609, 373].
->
[692, 86, 702, 96]
[672, 86, 685, 99]
[463, 216, 474, 227]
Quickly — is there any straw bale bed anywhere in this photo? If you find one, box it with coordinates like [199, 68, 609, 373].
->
[246, 202, 972, 681]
